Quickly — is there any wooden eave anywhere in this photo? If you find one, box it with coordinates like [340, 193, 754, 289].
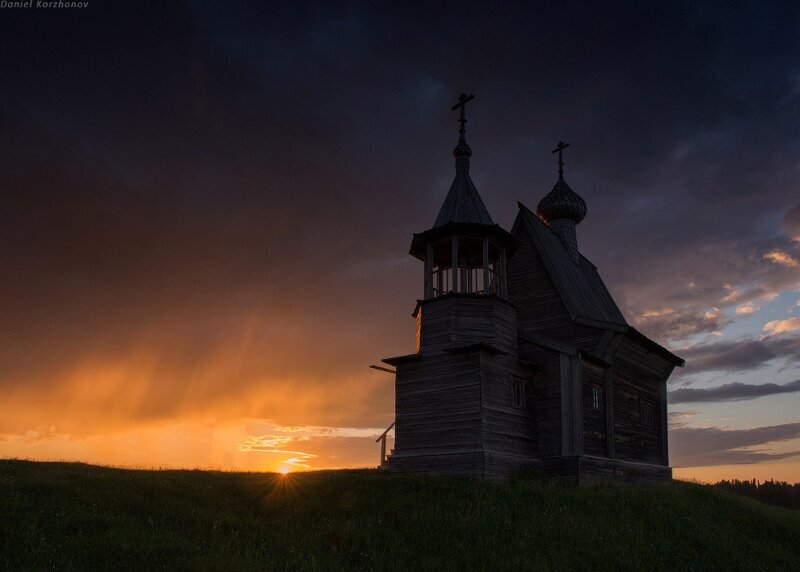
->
[577, 349, 613, 368]
[382, 353, 423, 366]
[574, 316, 627, 333]
[625, 326, 685, 367]
[445, 342, 507, 355]
[518, 330, 578, 356]
[409, 222, 519, 260]
[412, 292, 517, 318]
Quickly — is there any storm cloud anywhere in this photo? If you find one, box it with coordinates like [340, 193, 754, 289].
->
[671, 422, 800, 467]
[675, 336, 800, 375]
[0, 2, 799, 473]
[670, 380, 800, 404]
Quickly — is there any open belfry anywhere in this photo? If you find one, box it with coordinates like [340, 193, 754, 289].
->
[381, 95, 684, 483]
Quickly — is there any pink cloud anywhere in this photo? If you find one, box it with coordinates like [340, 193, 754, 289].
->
[763, 317, 800, 336]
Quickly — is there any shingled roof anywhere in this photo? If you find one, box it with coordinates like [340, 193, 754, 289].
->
[514, 201, 683, 365]
[516, 201, 627, 327]
[409, 133, 516, 261]
[432, 131, 493, 228]
[433, 169, 493, 227]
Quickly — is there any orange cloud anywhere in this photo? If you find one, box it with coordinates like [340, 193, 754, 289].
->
[641, 308, 675, 318]
[735, 302, 759, 315]
[762, 317, 800, 336]
[763, 249, 800, 267]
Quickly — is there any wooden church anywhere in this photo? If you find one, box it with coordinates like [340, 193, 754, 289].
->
[381, 95, 684, 483]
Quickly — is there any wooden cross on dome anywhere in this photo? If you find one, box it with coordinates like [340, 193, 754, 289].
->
[552, 141, 570, 179]
[451, 93, 475, 135]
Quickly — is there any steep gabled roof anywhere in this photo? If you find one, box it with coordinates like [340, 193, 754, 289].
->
[513, 203, 683, 367]
[433, 170, 493, 228]
[515, 201, 627, 327]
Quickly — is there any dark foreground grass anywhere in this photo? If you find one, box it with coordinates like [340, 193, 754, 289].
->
[1, 460, 799, 570]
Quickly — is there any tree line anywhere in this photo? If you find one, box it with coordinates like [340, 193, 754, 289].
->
[713, 479, 800, 510]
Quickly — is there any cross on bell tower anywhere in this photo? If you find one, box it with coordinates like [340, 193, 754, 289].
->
[451, 93, 475, 136]
[451, 93, 475, 173]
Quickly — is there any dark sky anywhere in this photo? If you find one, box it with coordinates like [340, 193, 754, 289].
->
[1, 1, 799, 477]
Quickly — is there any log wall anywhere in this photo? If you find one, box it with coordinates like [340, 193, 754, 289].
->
[417, 295, 518, 354]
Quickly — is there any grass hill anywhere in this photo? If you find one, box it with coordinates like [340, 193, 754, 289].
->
[1, 460, 798, 570]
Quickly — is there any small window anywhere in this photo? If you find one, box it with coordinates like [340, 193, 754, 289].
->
[511, 377, 526, 409]
[591, 385, 603, 410]
[640, 400, 654, 427]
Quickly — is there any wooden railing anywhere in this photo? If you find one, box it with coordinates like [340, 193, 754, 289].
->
[431, 266, 502, 297]
[375, 421, 395, 469]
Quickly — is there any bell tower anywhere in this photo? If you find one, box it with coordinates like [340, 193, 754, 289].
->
[407, 94, 518, 353]
[410, 94, 514, 301]
[383, 95, 535, 478]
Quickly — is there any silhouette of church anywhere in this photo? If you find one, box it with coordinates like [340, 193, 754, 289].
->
[381, 95, 684, 483]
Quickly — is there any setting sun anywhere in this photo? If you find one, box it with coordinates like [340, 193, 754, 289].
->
[278, 467, 290, 475]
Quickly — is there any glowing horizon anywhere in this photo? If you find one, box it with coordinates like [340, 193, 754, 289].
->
[2, 2, 799, 486]
[2, 415, 799, 483]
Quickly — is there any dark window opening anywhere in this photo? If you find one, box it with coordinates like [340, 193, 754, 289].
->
[430, 239, 452, 297]
[640, 400, 654, 427]
[591, 385, 603, 410]
[512, 377, 526, 409]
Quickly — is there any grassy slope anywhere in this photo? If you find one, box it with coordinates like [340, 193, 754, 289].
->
[1, 460, 799, 571]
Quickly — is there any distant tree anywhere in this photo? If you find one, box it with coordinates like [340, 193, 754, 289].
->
[713, 479, 800, 510]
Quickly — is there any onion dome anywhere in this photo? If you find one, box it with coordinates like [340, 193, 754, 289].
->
[536, 177, 587, 224]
